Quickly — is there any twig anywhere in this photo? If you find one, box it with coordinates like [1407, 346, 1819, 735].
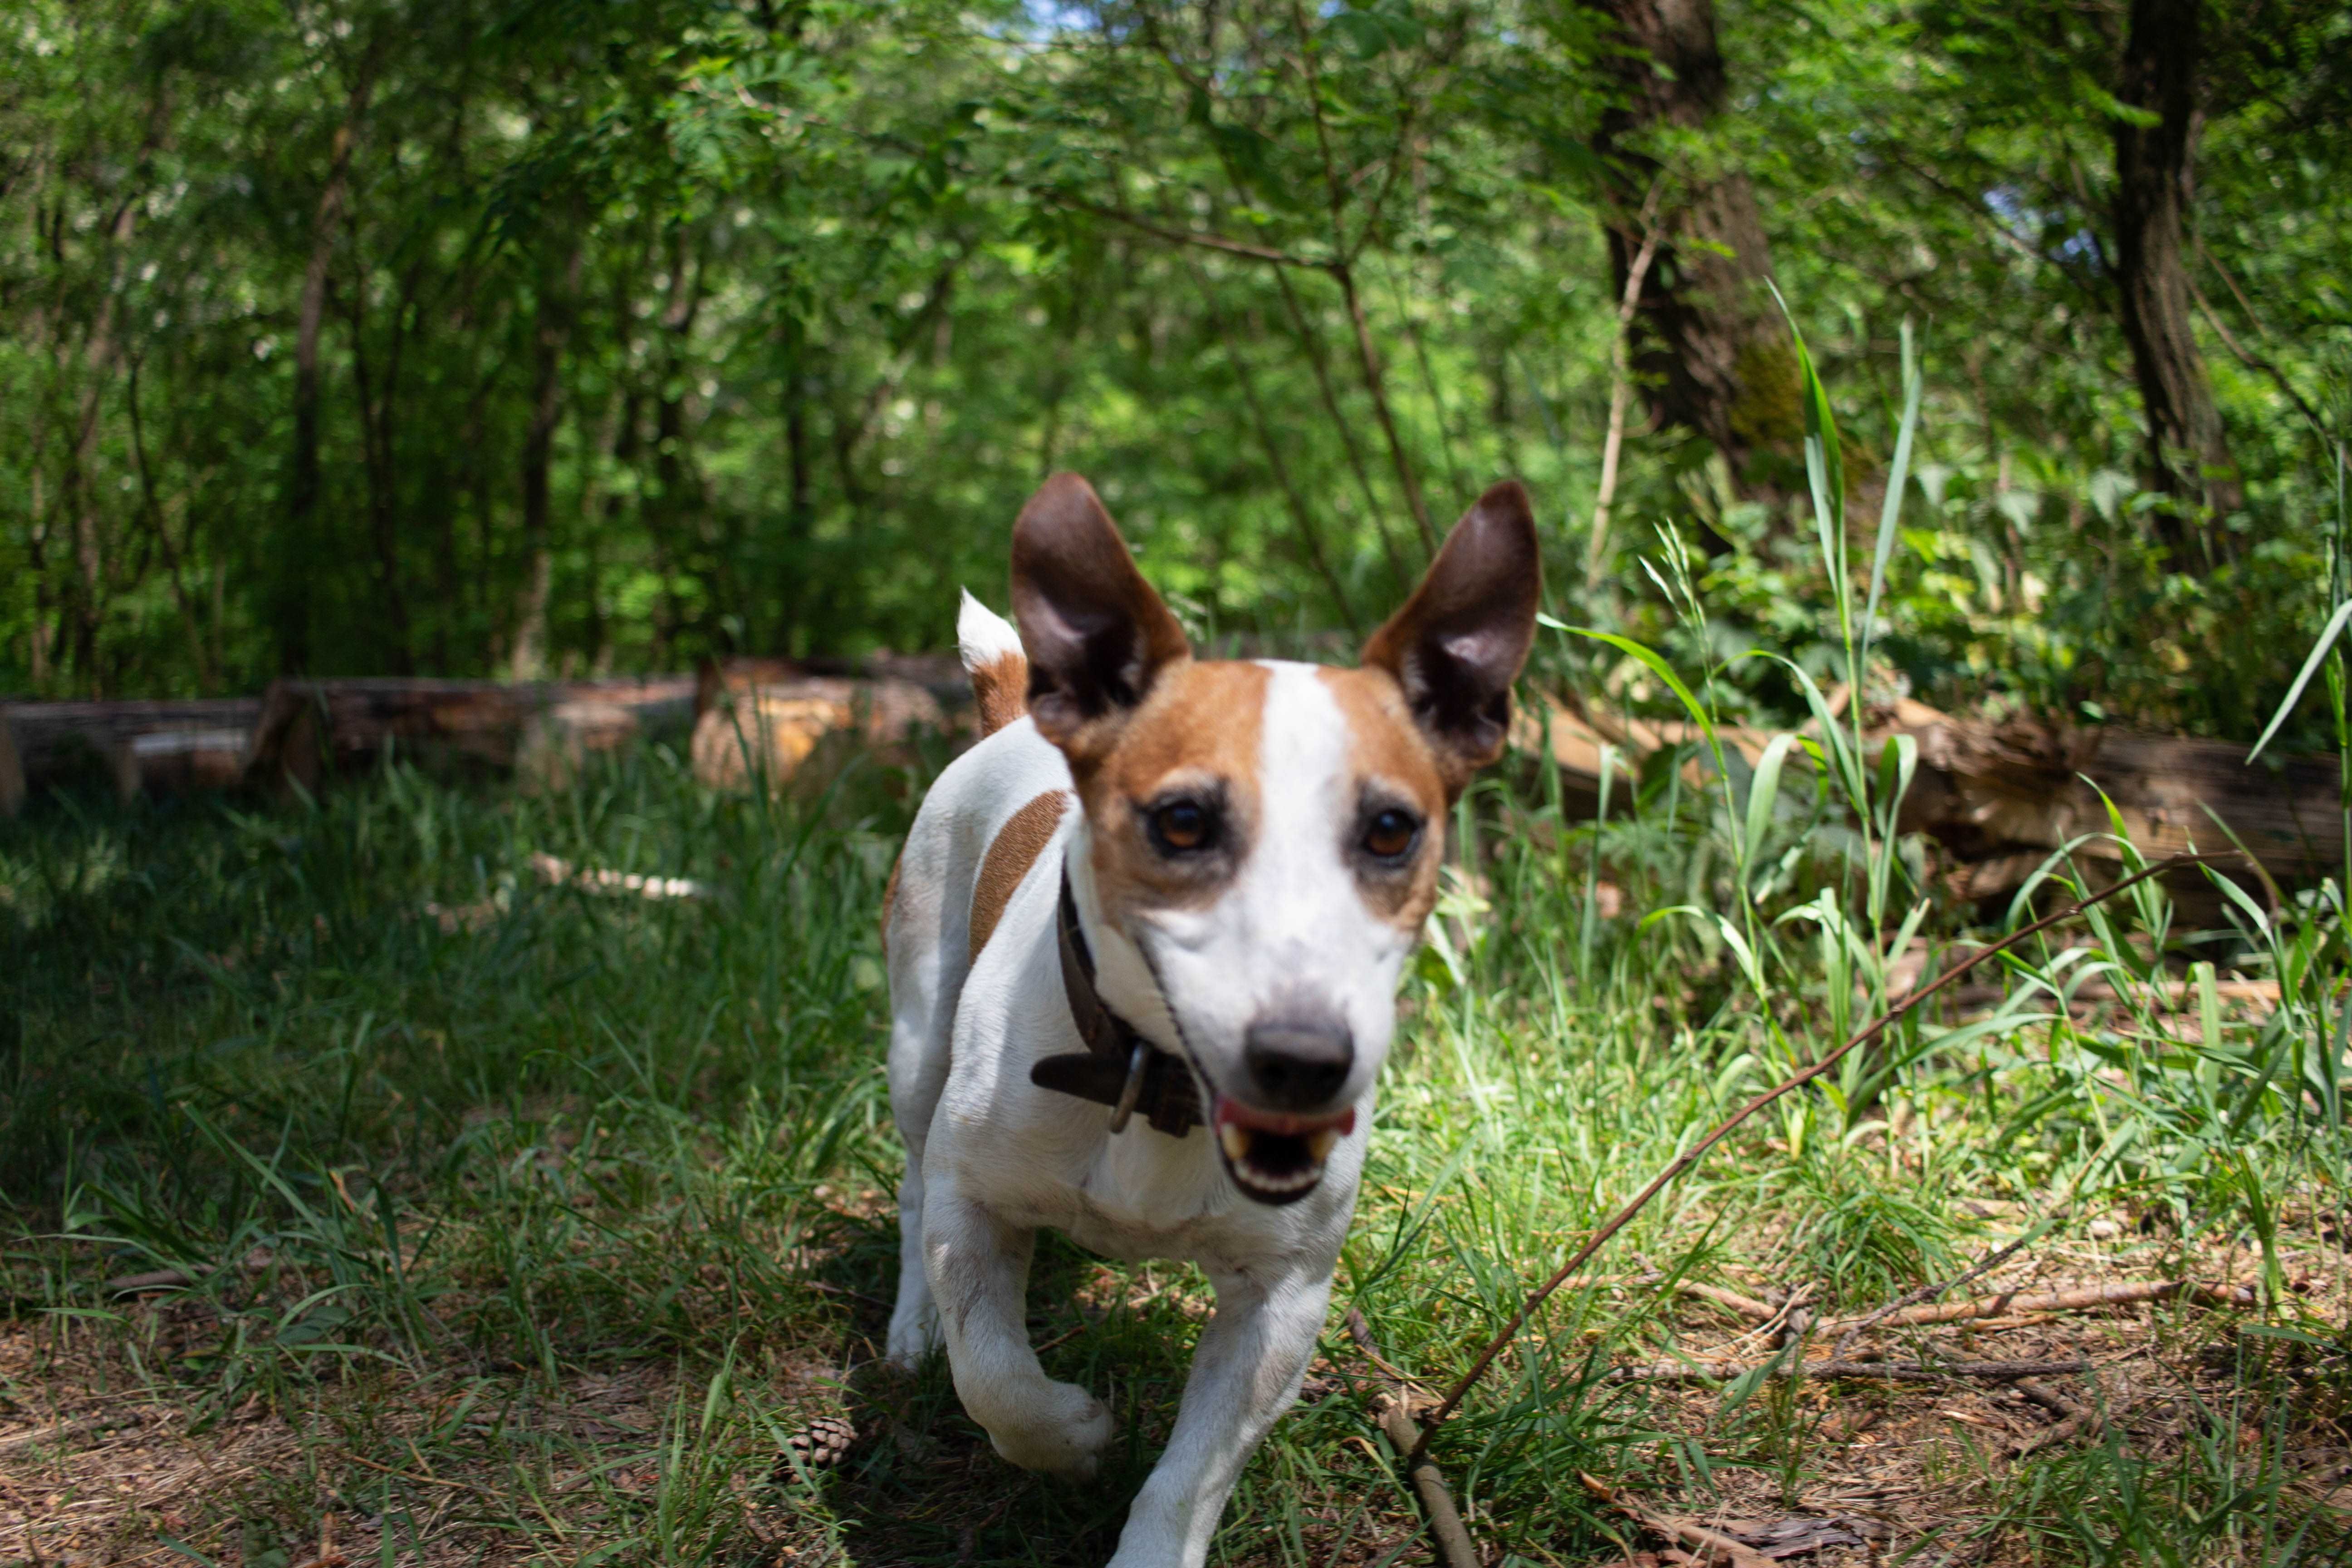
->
[1833, 1232, 2039, 1359]
[1606, 1356, 2090, 1385]
[1405, 851, 2236, 1462]
[0, 1411, 140, 1456]
[1048, 197, 1328, 271]
[343, 1450, 505, 1502]
[106, 1267, 195, 1294]
[1343, 1310, 1477, 1568]
[1580, 1472, 1777, 1568]
[1819, 1279, 2250, 1339]
[1589, 183, 1666, 589]
[2007, 1378, 2103, 1457]
[1678, 1279, 1779, 1323]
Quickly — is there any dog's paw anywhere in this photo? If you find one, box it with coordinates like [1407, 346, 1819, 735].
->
[884, 1309, 942, 1370]
[984, 1379, 1114, 1480]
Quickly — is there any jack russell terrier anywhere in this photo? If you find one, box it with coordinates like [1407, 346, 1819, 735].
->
[881, 472, 1539, 1566]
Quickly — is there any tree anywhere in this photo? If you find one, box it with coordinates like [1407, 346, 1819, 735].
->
[2110, 0, 2240, 559]
[1591, 0, 1795, 511]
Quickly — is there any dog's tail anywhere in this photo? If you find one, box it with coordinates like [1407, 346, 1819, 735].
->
[958, 590, 1029, 737]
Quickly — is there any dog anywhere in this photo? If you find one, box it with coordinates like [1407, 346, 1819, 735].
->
[882, 472, 1539, 1566]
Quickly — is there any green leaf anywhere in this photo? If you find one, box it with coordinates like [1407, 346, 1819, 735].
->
[2248, 598, 2352, 763]
[1565, 628, 1713, 737]
[1862, 319, 1925, 662]
[1743, 732, 1797, 872]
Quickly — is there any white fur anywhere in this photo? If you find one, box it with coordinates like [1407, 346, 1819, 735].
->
[957, 588, 1024, 674]
[885, 662, 1397, 1568]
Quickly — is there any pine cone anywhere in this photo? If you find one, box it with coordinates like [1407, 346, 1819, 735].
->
[781, 1414, 856, 1470]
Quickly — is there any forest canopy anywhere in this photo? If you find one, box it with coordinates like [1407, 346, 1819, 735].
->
[4, 0, 2347, 742]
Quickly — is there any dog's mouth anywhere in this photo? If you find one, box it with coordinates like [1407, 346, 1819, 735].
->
[1212, 1099, 1355, 1205]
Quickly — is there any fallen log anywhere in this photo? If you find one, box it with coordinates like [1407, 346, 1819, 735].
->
[1521, 690, 2342, 901]
[242, 676, 695, 792]
[0, 697, 260, 807]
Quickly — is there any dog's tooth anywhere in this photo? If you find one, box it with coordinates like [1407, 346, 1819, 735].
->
[1220, 1124, 1251, 1162]
[1303, 1128, 1338, 1164]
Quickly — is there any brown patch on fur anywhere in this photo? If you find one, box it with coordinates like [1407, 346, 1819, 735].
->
[970, 651, 1029, 737]
[1063, 661, 1270, 930]
[1319, 666, 1450, 930]
[879, 848, 904, 954]
[969, 791, 1069, 961]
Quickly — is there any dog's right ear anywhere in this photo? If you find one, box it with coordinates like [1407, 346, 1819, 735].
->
[1010, 473, 1191, 749]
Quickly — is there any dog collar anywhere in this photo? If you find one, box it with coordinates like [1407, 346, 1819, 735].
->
[1029, 868, 1204, 1137]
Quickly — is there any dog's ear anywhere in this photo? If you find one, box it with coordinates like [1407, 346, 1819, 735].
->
[1011, 472, 1191, 748]
[1362, 480, 1542, 791]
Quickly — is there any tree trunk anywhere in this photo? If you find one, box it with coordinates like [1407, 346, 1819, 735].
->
[343, 249, 423, 674]
[59, 192, 143, 692]
[1592, 0, 1793, 516]
[513, 237, 584, 679]
[280, 67, 376, 675]
[2111, 0, 2239, 564]
[647, 232, 705, 664]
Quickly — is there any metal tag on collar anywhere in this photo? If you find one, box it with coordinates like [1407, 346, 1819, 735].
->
[1107, 1041, 1149, 1133]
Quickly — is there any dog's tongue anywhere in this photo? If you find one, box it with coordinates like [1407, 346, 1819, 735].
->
[1214, 1099, 1356, 1137]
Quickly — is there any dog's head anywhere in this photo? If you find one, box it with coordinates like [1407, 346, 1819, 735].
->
[1010, 473, 1539, 1205]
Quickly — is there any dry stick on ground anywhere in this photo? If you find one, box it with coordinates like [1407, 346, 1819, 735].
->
[2007, 1376, 2104, 1457]
[1344, 1309, 1479, 1568]
[1579, 1473, 1778, 1568]
[1818, 1278, 2252, 1339]
[1402, 850, 2235, 1467]
[1831, 1231, 2042, 1360]
[1607, 1356, 2092, 1385]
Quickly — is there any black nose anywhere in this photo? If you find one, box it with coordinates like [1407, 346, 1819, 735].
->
[1243, 1014, 1355, 1111]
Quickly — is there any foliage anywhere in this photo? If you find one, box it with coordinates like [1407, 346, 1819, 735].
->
[5, 461, 2349, 1552]
[3, 0, 2348, 750]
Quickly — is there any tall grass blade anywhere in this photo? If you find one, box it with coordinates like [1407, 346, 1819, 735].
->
[2248, 598, 2352, 764]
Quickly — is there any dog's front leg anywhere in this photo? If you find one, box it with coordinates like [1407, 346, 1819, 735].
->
[1108, 1264, 1331, 1568]
[923, 1177, 1116, 1478]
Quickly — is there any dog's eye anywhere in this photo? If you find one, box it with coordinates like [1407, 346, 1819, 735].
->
[1362, 808, 1419, 861]
[1149, 799, 1214, 854]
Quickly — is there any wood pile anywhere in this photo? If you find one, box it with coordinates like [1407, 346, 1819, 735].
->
[1529, 691, 2343, 905]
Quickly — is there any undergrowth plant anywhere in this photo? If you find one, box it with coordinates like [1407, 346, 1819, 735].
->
[2, 341, 2347, 1564]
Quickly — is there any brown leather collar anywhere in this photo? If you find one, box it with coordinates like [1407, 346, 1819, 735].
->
[1028, 869, 1203, 1137]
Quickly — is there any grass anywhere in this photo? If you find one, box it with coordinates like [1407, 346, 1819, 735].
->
[0, 716, 2344, 1567]
[4, 354, 2348, 1564]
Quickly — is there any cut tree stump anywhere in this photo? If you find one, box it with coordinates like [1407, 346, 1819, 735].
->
[690, 656, 966, 795]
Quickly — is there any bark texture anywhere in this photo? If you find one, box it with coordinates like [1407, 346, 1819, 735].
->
[2112, 0, 2239, 559]
[1593, 0, 1792, 505]
[281, 68, 376, 673]
[513, 238, 584, 679]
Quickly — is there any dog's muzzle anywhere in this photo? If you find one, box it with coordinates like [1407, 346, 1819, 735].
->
[1213, 1098, 1355, 1205]
[1214, 1010, 1357, 1204]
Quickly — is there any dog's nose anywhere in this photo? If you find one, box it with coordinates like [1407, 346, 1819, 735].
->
[1243, 1014, 1355, 1111]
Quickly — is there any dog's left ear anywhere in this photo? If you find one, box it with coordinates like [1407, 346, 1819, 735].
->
[1011, 472, 1192, 750]
[1362, 480, 1542, 791]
